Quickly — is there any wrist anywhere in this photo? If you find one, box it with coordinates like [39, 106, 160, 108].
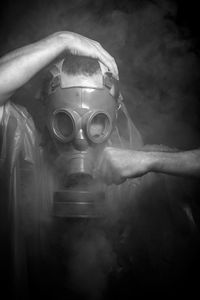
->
[129, 150, 156, 176]
[57, 31, 75, 48]
[145, 151, 161, 173]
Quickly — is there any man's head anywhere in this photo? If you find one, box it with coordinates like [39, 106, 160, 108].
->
[43, 55, 120, 186]
[41, 55, 142, 217]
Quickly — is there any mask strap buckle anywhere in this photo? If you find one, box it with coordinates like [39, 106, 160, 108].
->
[103, 72, 120, 101]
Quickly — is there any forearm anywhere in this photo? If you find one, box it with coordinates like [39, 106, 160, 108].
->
[0, 32, 72, 103]
[147, 149, 200, 178]
[96, 147, 200, 184]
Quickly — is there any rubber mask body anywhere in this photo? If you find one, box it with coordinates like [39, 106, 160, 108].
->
[47, 86, 117, 187]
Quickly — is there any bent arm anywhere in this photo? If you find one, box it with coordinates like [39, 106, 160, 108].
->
[0, 32, 72, 103]
[0, 31, 118, 105]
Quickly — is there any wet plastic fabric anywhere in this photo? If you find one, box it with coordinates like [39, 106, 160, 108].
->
[0, 100, 142, 290]
[0, 101, 54, 298]
[1, 102, 39, 168]
[0, 100, 198, 299]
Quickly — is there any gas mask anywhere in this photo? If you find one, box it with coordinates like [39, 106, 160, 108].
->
[45, 59, 120, 218]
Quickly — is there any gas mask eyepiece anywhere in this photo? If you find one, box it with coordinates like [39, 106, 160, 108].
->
[51, 108, 113, 144]
[52, 108, 78, 143]
[86, 111, 112, 144]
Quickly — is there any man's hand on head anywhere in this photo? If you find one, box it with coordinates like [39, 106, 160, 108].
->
[0, 31, 119, 105]
[62, 32, 119, 79]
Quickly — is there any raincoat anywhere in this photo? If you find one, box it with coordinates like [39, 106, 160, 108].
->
[0, 100, 199, 299]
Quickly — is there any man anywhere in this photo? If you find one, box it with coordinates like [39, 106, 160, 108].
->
[0, 31, 199, 299]
[0, 31, 121, 299]
[0, 30, 146, 299]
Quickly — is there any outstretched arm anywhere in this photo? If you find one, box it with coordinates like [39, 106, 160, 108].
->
[97, 147, 200, 184]
[146, 148, 200, 178]
[0, 31, 118, 104]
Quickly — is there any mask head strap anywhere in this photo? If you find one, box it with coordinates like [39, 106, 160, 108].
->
[47, 59, 121, 102]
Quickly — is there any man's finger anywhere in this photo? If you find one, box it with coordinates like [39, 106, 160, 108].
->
[92, 42, 119, 79]
[70, 34, 119, 79]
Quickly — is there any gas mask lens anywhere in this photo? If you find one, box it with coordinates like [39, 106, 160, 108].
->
[52, 110, 112, 143]
[87, 112, 112, 143]
[52, 110, 75, 142]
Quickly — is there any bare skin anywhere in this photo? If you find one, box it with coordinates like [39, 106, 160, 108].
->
[98, 147, 200, 184]
[0, 31, 118, 104]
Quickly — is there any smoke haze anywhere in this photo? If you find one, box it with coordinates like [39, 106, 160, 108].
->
[1, 0, 200, 299]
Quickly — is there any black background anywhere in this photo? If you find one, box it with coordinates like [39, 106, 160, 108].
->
[1, 1, 200, 299]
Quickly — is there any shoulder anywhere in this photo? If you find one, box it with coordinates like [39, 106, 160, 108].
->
[1, 101, 33, 124]
[0, 101, 41, 169]
[0, 101, 37, 149]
